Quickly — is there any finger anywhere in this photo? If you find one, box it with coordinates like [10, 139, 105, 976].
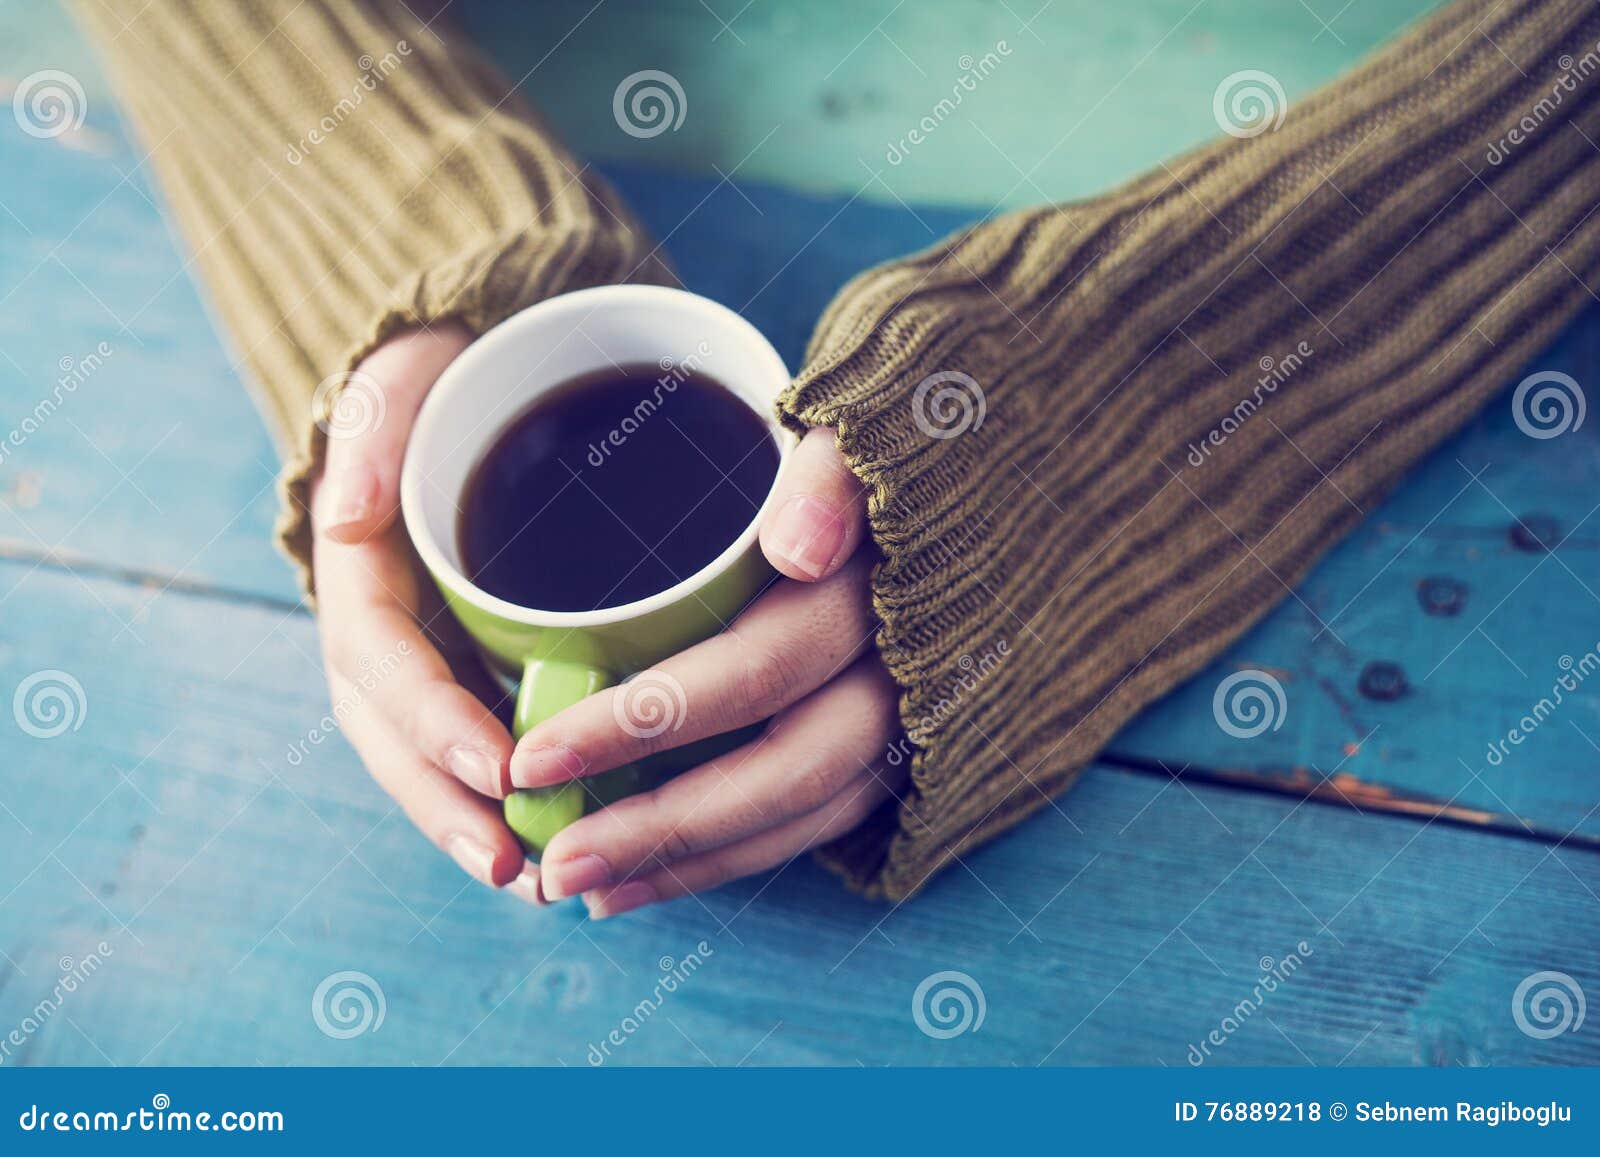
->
[510, 553, 875, 790]
[316, 322, 474, 543]
[537, 657, 898, 901]
[336, 692, 540, 904]
[584, 764, 899, 918]
[315, 527, 515, 798]
[760, 426, 867, 581]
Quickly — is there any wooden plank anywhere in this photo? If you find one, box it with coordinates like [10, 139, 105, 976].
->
[1, 559, 1597, 1066]
[1114, 308, 1600, 840]
[0, 124, 289, 603]
[1, 0, 1441, 212]
[469, 0, 1438, 208]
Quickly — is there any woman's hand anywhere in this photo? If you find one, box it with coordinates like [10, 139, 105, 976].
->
[310, 325, 903, 918]
[308, 323, 542, 905]
[511, 426, 904, 917]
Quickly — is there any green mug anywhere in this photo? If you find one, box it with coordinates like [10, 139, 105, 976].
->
[399, 285, 795, 856]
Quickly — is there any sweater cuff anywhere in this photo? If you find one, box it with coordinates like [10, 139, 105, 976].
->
[275, 225, 674, 597]
[783, 0, 1600, 898]
[71, 0, 675, 596]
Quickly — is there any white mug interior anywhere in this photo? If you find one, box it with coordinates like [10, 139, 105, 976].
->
[400, 284, 794, 629]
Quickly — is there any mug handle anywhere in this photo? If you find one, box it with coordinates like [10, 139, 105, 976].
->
[502, 658, 607, 856]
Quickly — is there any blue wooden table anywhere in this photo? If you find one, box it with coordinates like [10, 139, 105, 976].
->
[1, 0, 1596, 1067]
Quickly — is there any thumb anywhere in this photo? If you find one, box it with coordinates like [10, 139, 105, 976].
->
[759, 426, 867, 581]
[314, 321, 475, 544]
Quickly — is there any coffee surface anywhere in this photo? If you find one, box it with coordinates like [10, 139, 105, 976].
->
[459, 367, 778, 612]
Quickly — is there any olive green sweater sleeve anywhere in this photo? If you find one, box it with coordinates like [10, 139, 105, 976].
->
[783, 0, 1600, 897]
[71, 0, 672, 591]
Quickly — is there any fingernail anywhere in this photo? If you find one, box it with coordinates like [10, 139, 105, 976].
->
[768, 495, 844, 579]
[443, 834, 497, 885]
[510, 744, 585, 789]
[328, 464, 376, 529]
[447, 745, 504, 795]
[541, 854, 612, 902]
[505, 860, 546, 907]
[584, 880, 657, 919]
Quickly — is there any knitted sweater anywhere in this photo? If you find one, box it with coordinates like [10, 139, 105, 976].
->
[76, 0, 1600, 898]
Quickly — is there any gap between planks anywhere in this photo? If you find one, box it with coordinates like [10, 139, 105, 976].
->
[8, 536, 1596, 858]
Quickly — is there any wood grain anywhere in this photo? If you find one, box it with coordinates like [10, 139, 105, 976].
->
[1, 559, 1596, 1066]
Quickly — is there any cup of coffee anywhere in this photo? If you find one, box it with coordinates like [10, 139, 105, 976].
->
[400, 285, 794, 855]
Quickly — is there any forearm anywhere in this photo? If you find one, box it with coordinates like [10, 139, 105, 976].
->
[72, 0, 671, 589]
[786, 0, 1600, 897]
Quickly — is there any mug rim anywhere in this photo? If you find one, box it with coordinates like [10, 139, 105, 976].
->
[399, 284, 794, 629]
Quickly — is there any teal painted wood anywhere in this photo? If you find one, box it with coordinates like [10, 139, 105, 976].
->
[3, 0, 1599, 1069]
[1116, 309, 1600, 839]
[0, 125, 288, 603]
[1, 559, 1596, 1067]
[470, 0, 1438, 208]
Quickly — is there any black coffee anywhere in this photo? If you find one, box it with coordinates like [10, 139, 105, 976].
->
[459, 365, 779, 612]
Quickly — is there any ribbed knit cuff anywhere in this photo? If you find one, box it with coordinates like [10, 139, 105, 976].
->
[783, 0, 1600, 898]
[72, 0, 674, 595]
[274, 223, 675, 593]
